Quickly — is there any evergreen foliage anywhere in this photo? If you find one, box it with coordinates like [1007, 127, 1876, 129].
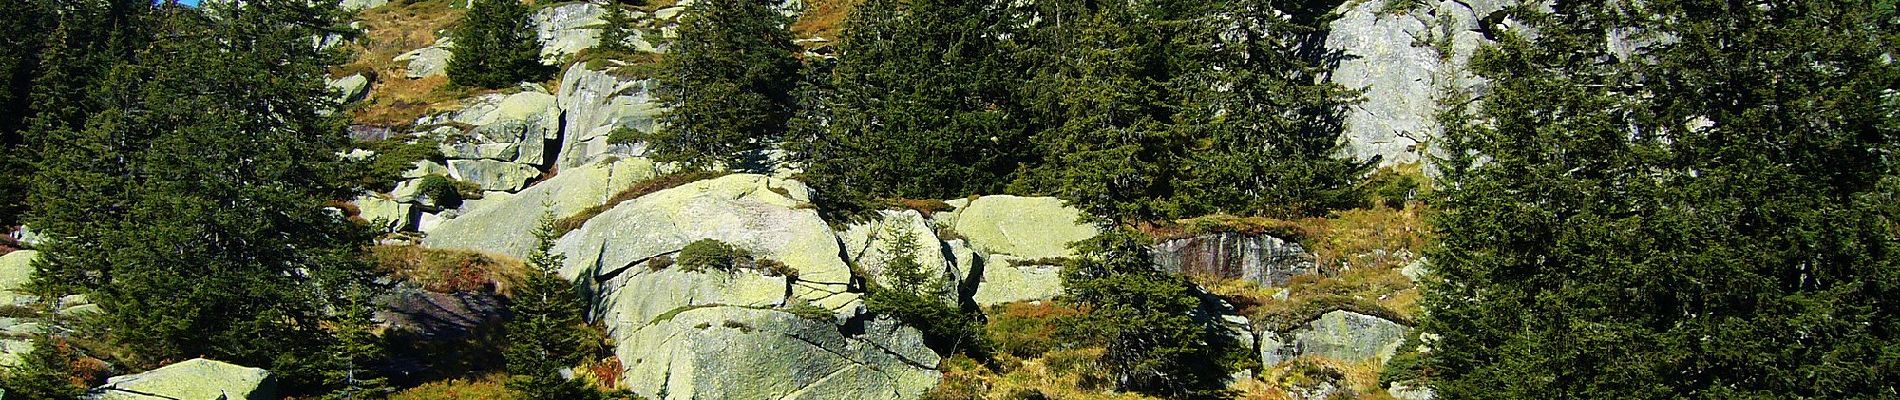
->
[1423, 0, 1900, 397]
[598, 3, 640, 53]
[0, 0, 56, 227]
[863, 222, 988, 358]
[649, 0, 799, 170]
[449, 0, 550, 89]
[25, 0, 389, 393]
[1058, 229, 1230, 398]
[793, 0, 1033, 204]
[503, 211, 598, 399]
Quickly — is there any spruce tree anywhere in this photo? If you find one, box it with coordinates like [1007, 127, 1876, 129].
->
[649, 0, 799, 170]
[795, 0, 1033, 203]
[1423, 0, 1900, 397]
[1059, 229, 1230, 398]
[449, 0, 550, 89]
[28, 0, 386, 393]
[504, 210, 596, 399]
[0, 0, 54, 227]
[598, 3, 639, 53]
[1165, 0, 1368, 218]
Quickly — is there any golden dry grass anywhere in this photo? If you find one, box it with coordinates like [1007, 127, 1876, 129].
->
[338, 0, 480, 126]
[792, 0, 860, 43]
[371, 245, 530, 295]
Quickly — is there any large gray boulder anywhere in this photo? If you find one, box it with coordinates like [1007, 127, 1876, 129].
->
[439, 90, 561, 165]
[1326, 0, 1497, 167]
[354, 195, 414, 232]
[622, 307, 940, 400]
[1153, 232, 1317, 287]
[87, 358, 275, 400]
[970, 255, 1066, 306]
[394, 37, 452, 79]
[1261, 310, 1409, 367]
[446, 159, 540, 193]
[338, 0, 388, 11]
[425, 158, 658, 258]
[535, 2, 607, 63]
[554, 174, 856, 310]
[0, 250, 37, 307]
[939, 195, 1097, 260]
[555, 64, 661, 167]
[327, 73, 370, 104]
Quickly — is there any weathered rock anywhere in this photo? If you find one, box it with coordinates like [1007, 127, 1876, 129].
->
[355, 195, 414, 232]
[621, 306, 940, 400]
[425, 158, 658, 258]
[1153, 232, 1317, 287]
[395, 37, 452, 79]
[970, 255, 1065, 306]
[534, 2, 606, 63]
[437, 90, 561, 165]
[87, 358, 275, 400]
[402, 160, 450, 179]
[0, 250, 36, 307]
[327, 73, 370, 103]
[1400, 257, 1431, 282]
[446, 159, 540, 193]
[555, 64, 661, 167]
[554, 174, 855, 310]
[1326, 0, 1493, 167]
[1388, 382, 1436, 400]
[1261, 310, 1409, 367]
[940, 195, 1097, 260]
[338, 0, 389, 11]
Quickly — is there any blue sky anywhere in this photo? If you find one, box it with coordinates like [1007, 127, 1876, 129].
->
[177, 0, 199, 6]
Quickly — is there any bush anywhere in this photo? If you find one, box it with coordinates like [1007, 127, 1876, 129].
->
[984, 302, 1082, 358]
[675, 239, 749, 272]
[355, 139, 443, 191]
[371, 245, 528, 294]
[391, 376, 521, 400]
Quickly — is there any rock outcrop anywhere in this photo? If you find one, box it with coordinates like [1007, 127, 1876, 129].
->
[425, 158, 658, 257]
[939, 195, 1098, 305]
[535, 2, 607, 63]
[554, 64, 661, 167]
[1153, 232, 1317, 287]
[622, 307, 940, 400]
[551, 175, 945, 397]
[839, 210, 957, 298]
[395, 37, 452, 79]
[1261, 310, 1409, 367]
[87, 358, 275, 400]
[0, 250, 37, 307]
[1326, 0, 1507, 167]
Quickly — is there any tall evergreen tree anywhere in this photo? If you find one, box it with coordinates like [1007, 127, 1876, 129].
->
[1423, 0, 1900, 397]
[0, 0, 55, 227]
[25, 1, 386, 393]
[504, 211, 596, 399]
[598, 3, 639, 53]
[794, 0, 1033, 203]
[449, 0, 549, 89]
[1165, 0, 1367, 218]
[1059, 229, 1231, 398]
[649, 0, 799, 170]
[1006, 0, 1216, 223]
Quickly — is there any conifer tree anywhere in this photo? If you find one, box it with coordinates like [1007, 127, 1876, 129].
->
[1007, 0, 1212, 223]
[1423, 1, 1900, 397]
[504, 210, 596, 399]
[1059, 229, 1230, 398]
[1165, 0, 1367, 218]
[598, 3, 639, 53]
[649, 0, 799, 170]
[0, 0, 55, 227]
[26, 1, 386, 393]
[795, 0, 1033, 203]
[449, 0, 549, 89]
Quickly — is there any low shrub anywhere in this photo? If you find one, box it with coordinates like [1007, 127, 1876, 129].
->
[985, 302, 1083, 358]
[675, 239, 749, 273]
[371, 245, 528, 294]
[390, 375, 520, 400]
